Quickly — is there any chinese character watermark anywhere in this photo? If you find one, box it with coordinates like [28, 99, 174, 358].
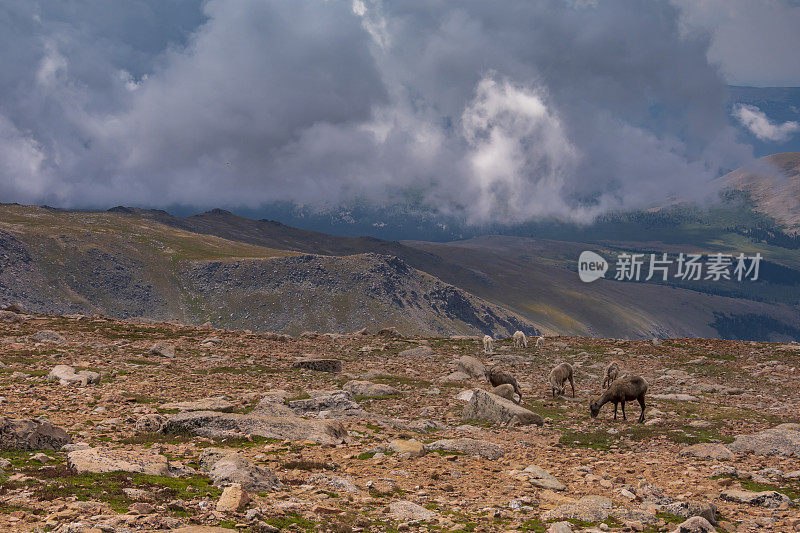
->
[579, 251, 762, 283]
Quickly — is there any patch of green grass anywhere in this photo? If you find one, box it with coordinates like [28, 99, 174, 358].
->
[264, 512, 317, 532]
[691, 352, 736, 361]
[518, 518, 547, 532]
[357, 452, 376, 460]
[16, 467, 220, 513]
[282, 459, 328, 471]
[558, 430, 616, 451]
[739, 478, 799, 499]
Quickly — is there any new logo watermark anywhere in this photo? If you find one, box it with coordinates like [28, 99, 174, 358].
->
[578, 251, 762, 283]
[578, 251, 609, 282]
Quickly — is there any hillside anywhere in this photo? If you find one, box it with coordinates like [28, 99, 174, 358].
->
[0, 205, 536, 337]
[717, 152, 800, 234]
[1, 313, 800, 531]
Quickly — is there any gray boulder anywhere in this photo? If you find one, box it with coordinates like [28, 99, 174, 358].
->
[728, 424, 800, 457]
[149, 342, 175, 357]
[456, 356, 486, 379]
[135, 414, 167, 433]
[200, 448, 281, 492]
[669, 517, 716, 533]
[720, 489, 790, 508]
[679, 443, 734, 461]
[288, 390, 365, 418]
[461, 389, 542, 427]
[398, 346, 435, 358]
[162, 411, 347, 444]
[518, 465, 566, 491]
[0, 416, 71, 450]
[47, 365, 101, 387]
[663, 501, 717, 525]
[160, 397, 236, 413]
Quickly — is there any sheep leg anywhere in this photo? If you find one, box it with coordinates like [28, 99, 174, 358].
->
[570, 376, 575, 398]
[637, 396, 646, 423]
[621, 401, 626, 421]
[613, 402, 617, 420]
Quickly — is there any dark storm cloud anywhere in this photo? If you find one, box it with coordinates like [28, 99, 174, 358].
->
[0, 0, 778, 223]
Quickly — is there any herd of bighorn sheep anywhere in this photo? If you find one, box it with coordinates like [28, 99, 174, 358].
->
[480, 332, 648, 422]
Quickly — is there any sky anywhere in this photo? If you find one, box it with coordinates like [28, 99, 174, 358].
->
[1, 0, 799, 225]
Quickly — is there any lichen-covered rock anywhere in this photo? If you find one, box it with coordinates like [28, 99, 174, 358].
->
[461, 389, 542, 427]
[679, 443, 734, 461]
[67, 447, 170, 476]
[47, 365, 101, 387]
[288, 390, 364, 418]
[388, 500, 437, 521]
[542, 495, 612, 522]
[162, 411, 348, 444]
[200, 449, 281, 492]
[720, 488, 790, 507]
[728, 424, 800, 457]
[161, 397, 235, 413]
[668, 516, 716, 533]
[398, 346, 435, 358]
[456, 356, 486, 378]
[292, 358, 342, 373]
[517, 465, 566, 491]
[0, 416, 71, 450]
[135, 414, 167, 433]
[149, 342, 175, 357]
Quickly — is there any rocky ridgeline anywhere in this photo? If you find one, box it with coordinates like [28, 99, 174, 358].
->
[0, 313, 799, 531]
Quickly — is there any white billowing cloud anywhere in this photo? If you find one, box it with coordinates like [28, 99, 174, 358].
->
[0, 0, 762, 224]
[733, 104, 800, 142]
[461, 77, 578, 224]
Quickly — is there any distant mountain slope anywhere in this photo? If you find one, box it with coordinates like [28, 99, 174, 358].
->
[405, 235, 800, 341]
[717, 152, 800, 234]
[0, 205, 536, 336]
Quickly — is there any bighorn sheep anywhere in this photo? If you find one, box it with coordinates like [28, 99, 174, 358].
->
[602, 361, 620, 389]
[590, 375, 648, 423]
[483, 335, 494, 354]
[486, 367, 522, 403]
[535, 335, 545, 349]
[512, 330, 528, 349]
[548, 362, 575, 399]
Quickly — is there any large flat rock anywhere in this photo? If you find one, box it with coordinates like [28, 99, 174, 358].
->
[67, 447, 170, 476]
[161, 397, 236, 413]
[461, 389, 542, 427]
[728, 424, 800, 457]
[162, 411, 348, 444]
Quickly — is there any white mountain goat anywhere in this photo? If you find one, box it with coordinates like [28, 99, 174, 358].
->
[535, 335, 545, 349]
[483, 335, 494, 354]
[512, 330, 528, 349]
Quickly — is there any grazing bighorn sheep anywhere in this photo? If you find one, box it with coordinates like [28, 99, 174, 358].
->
[512, 331, 528, 349]
[602, 361, 620, 389]
[590, 375, 648, 423]
[486, 367, 522, 403]
[535, 335, 545, 349]
[483, 335, 494, 354]
[548, 362, 575, 399]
